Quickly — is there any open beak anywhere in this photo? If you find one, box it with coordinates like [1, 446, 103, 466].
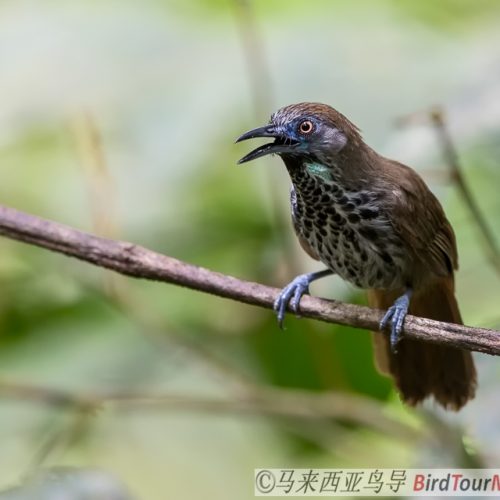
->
[235, 125, 299, 164]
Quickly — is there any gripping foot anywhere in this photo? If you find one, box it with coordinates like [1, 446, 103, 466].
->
[273, 269, 332, 328]
[380, 289, 413, 352]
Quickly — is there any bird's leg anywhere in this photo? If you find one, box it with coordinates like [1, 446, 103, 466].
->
[380, 288, 413, 352]
[274, 269, 333, 328]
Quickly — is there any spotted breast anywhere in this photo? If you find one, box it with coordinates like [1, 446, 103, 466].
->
[289, 163, 407, 290]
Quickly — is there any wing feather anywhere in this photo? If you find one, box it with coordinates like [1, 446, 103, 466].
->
[380, 160, 458, 278]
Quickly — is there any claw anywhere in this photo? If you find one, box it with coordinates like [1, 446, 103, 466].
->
[273, 274, 311, 328]
[273, 270, 333, 329]
[379, 289, 412, 353]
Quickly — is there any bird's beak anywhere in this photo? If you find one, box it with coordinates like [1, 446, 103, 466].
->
[235, 125, 299, 164]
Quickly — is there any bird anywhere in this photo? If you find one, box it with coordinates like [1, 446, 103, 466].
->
[236, 102, 476, 410]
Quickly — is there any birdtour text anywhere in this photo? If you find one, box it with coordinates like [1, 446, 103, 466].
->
[413, 473, 500, 493]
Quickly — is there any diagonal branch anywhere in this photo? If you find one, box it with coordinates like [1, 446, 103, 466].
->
[0, 204, 499, 355]
[429, 107, 500, 277]
[397, 106, 500, 277]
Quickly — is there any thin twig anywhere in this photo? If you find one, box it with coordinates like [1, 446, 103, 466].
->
[398, 106, 500, 276]
[0, 204, 499, 355]
[429, 107, 500, 276]
[0, 381, 419, 440]
[69, 112, 119, 241]
[232, 0, 302, 281]
[232, 0, 273, 117]
[70, 115, 256, 390]
[26, 409, 95, 474]
[69, 112, 126, 300]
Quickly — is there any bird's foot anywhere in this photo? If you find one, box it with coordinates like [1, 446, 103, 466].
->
[274, 273, 315, 329]
[380, 289, 412, 353]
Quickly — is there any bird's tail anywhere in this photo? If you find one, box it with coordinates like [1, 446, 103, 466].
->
[368, 277, 476, 410]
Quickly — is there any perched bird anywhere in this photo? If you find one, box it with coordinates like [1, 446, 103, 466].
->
[236, 102, 476, 410]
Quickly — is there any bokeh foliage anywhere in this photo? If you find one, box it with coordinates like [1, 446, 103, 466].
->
[0, 0, 499, 499]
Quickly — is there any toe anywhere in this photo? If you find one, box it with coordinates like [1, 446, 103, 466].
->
[380, 307, 394, 330]
[275, 299, 287, 329]
[274, 285, 295, 328]
[395, 311, 406, 334]
[273, 296, 281, 312]
[389, 309, 406, 352]
[273, 273, 319, 328]
[277, 311, 285, 329]
[290, 286, 308, 315]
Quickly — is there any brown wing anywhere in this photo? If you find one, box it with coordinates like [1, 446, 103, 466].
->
[380, 160, 458, 278]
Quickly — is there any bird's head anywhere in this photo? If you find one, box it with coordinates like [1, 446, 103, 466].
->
[236, 102, 362, 166]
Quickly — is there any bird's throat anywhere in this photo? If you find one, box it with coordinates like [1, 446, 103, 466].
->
[304, 162, 332, 182]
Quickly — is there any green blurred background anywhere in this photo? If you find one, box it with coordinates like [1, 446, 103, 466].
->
[0, 0, 499, 498]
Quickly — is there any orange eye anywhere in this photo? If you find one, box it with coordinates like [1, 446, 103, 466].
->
[298, 120, 314, 134]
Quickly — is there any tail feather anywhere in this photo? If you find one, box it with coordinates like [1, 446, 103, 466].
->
[369, 278, 476, 410]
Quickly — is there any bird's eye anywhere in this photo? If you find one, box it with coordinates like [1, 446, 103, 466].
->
[298, 120, 314, 135]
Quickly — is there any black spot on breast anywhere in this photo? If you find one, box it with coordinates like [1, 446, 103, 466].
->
[316, 208, 327, 219]
[358, 192, 371, 204]
[304, 219, 313, 229]
[380, 252, 393, 264]
[338, 195, 349, 205]
[319, 227, 328, 237]
[343, 202, 356, 212]
[360, 251, 368, 261]
[344, 228, 355, 241]
[332, 213, 345, 226]
[320, 194, 330, 203]
[324, 183, 338, 193]
[347, 213, 360, 224]
[313, 187, 322, 196]
[360, 208, 379, 220]
[359, 226, 378, 241]
[376, 269, 383, 281]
